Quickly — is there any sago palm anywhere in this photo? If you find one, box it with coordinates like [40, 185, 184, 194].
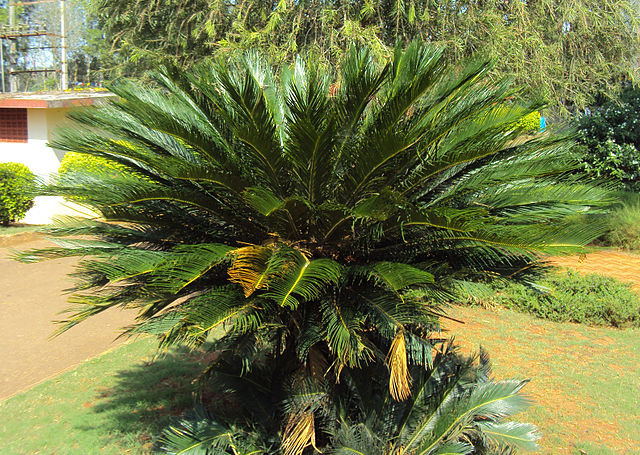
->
[20, 42, 609, 452]
[161, 343, 539, 454]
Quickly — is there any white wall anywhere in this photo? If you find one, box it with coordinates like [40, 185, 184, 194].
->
[0, 109, 60, 179]
[0, 107, 76, 224]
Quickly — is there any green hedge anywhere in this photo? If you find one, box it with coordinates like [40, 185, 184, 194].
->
[0, 162, 35, 225]
[467, 270, 640, 328]
[58, 152, 126, 177]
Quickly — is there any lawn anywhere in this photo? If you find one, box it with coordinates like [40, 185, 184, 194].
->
[445, 305, 640, 454]
[0, 338, 205, 455]
[0, 224, 43, 236]
[0, 307, 637, 454]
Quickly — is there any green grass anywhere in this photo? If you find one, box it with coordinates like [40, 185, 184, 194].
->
[0, 224, 43, 236]
[0, 338, 205, 455]
[605, 199, 640, 250]
[448, 305, 640, 454]
[1, 308, 638, 454]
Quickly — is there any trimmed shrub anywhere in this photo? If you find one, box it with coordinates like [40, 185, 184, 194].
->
[469, 270, 640, 327]
[0, 162, 35, 225]
[58, 152, 140, 202]
[492, 106, 541, 132]
[58, 152, 126, 177]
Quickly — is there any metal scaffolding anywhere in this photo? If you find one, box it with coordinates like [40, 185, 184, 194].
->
[0, 0, 67, 92]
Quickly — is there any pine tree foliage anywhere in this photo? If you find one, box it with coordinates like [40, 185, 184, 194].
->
[89, 0, 640, 113]
[20, 43, 611, 453]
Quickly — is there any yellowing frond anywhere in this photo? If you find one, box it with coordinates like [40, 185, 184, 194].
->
[386, 330, 412, 401]
[228, 245, 273, 297]
[281, 410, 318, 455]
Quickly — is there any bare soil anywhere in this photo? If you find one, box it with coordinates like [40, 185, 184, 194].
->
[548, 249, 640, 289]
[0, 235, 135, 400]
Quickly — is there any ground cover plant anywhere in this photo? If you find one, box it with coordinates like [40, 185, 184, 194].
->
[0, 224, 42, 236]
[20, 43, 612, 453]
[604, 195, 640, 250]
[0, 162, 35, 226]
[465, 270, 640, 328]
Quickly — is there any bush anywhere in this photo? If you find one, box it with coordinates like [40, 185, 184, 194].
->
[472, 270, 640, 327]
[575, 86, 640, 191]
[58, 152, 126, 178]
[517, 110, 541, 132]
[574, 140, 640, 188]
[606, 199, 640, 250]
[0, 162, 35, 225]
[58, 152, 142, 202]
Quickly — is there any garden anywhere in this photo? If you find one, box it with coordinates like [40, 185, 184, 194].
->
[1, 2, 640, 455]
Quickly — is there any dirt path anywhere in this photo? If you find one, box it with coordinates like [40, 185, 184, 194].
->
[548, 249, 640, 290]
[0, 235, 136, 400]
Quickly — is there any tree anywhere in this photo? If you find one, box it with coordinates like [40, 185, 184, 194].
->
[87, 0, 220, 77]
[0, 0, 108, 90]
[88, 0, 640, 114]
[20, 43, 610, 452]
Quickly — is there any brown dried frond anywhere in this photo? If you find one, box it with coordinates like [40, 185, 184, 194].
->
[227, 245, 272, 297]
[386, 330, 412, 401]
[281, 410, 318, 455]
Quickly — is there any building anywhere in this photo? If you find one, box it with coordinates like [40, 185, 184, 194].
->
[0, 91, 113, 224]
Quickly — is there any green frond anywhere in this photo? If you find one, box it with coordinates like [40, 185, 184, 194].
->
[320, 298, 369, 370]
[282, 56, 337, 204]
[429, 441, 474, 455]
[242, 187, 284, 216]
[354, 262, 434, 292]
[160, 407, 266, 455]
[14, 238, 123, 263]
[156, 286, 257, 345]
[264, 254, 343, 308]
[79, 249, 168, 282]
[326, 422, 386, 455]
[411, 380, 533, 455]
[476, 421, 540, 452]
[147, 243, 235, 295]
[206, 57, 285, 193]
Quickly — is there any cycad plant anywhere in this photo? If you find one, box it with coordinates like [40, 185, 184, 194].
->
[161, 343, 539, 454]
[21, 43, 609, 453]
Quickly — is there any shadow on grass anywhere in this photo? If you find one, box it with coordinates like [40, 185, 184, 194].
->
[79, 346, 209, 451]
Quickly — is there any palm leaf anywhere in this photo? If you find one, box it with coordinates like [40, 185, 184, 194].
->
[476, 421, 540, 452]
[264, 253, 342, 309]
